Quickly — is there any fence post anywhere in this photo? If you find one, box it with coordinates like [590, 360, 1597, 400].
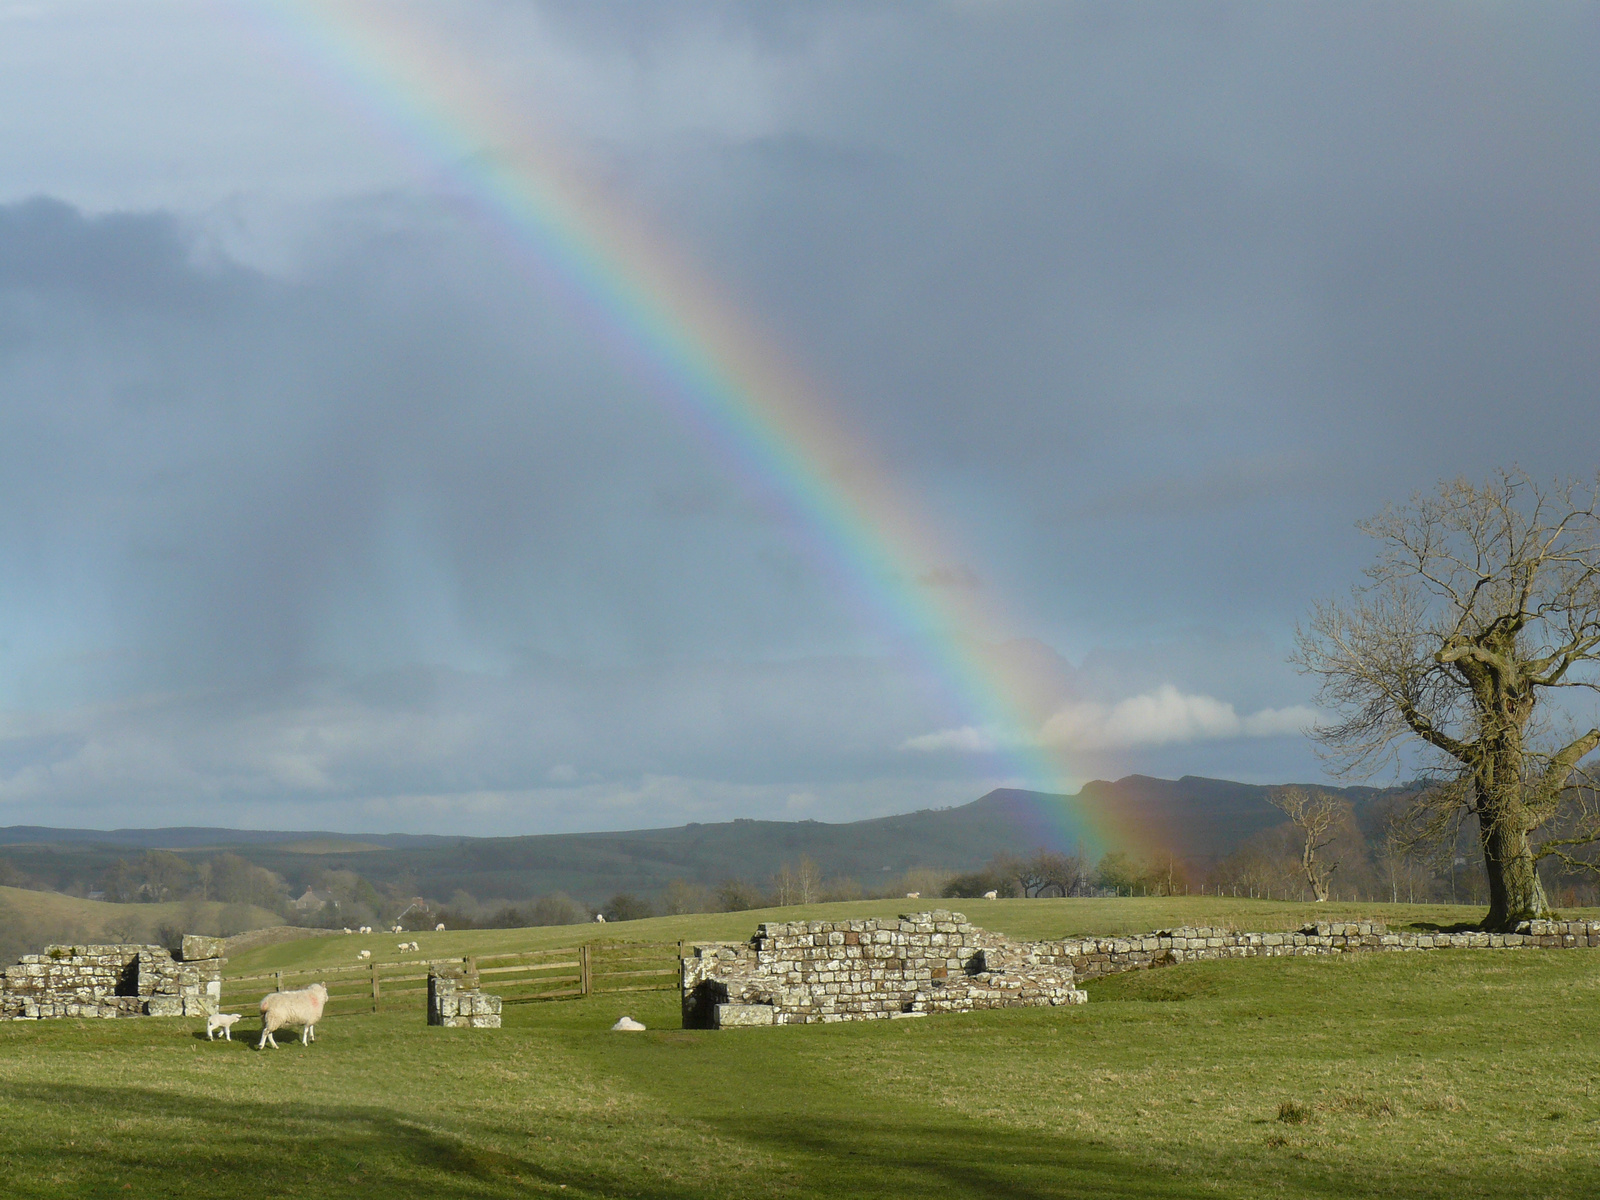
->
[275, 970, 284, 992]
[466, 955, 477, 989]
[371, 961, 380, 1014]
[580, 944, 591, 996]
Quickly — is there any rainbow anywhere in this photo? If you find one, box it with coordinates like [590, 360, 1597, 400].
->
[243, 2, 1150, 860]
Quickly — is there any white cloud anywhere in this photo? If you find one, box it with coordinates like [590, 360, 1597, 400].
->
[902, 686, 1319, 755]
[899, 725, 1000, 753]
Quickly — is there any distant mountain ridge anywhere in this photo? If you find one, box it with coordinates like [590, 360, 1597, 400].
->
[0, 775, 1383, 904]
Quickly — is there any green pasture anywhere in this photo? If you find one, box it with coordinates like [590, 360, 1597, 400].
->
[4, 901, 1600, 1198]
[224, 895, 1594, 976]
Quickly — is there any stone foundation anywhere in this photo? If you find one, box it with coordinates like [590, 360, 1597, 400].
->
[427, 966, 502, 1028]
[0, 934, 225, 1021]
[683, 909, 1087, 1027]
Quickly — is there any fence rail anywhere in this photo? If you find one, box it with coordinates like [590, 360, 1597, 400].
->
[221, 940, 682, 1016]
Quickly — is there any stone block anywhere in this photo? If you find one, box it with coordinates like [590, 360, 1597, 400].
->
[715, 1003, 776, 1027]
[144, 997, 184, 1017]
[179, 936, 226, 962]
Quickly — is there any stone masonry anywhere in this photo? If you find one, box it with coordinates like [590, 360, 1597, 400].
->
[1058, 917, 1600, 980]
[427, 965, 503, 1028]
[0, 934, 226, 1021]
[682, 910, 1088, 1027]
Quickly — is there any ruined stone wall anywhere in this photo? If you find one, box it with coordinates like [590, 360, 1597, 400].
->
[682, 910, 1087, 1027]
[427, 966, 502, 1029]
[0, 934, 225, 1021]
[1060, 918, 1600, 980]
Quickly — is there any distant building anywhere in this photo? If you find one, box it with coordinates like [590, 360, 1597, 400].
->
[292, 887, 335, 912]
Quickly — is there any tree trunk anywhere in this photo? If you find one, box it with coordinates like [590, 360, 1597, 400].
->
[1479, 807, 1550, 930]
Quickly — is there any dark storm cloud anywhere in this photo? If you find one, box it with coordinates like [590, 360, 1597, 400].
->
[1, 2, 1597, 829]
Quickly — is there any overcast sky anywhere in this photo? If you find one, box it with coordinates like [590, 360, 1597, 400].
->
[1, 2, 1596, 834]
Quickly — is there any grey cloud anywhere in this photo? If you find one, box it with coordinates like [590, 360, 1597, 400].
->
[2, 4, 1596, 828]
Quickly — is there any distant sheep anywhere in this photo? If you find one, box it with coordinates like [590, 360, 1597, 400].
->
[983, 890, 998, 900]
[358, 926, 372, 934]
[408, 941, 419, 951]
[435, 923, 446, 932]
[905, 892, 920, 899]
[392, 925, 403, 934]
[594, 913, 606, 923]
[358, 950, 371, 959]
[257, 983, 328, 1050]
[206, 1012, 242, 1041]
[342, 927, 353, 934]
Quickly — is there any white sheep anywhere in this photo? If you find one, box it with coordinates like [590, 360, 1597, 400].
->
[392, 925, 403, 934]
[983, 890, 999, 900]
[206, 1012, 242, 1041]
[358, 925, 372, 934]
[342, 927, 353, 934]
[256, 983, 328, 1050]
[358, 949, 371, 959]
[409, 941, 419, 951]
[905, 892, 920, 899]
[435, 923, 446, 932]
[594, 913, 606, 923]
[398, 942, 411, 951]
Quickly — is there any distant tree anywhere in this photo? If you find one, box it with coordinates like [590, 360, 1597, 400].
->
[772, 856, 823, 906]
[1268, 787, 1348, 902]
[661, 878, 714, 915]
[715, 879, 765, 912]
[1145, 851, 1190, 897]
[1295, 471, 1600, 928]
[530, 892, 586, 926]
[1094, 851, 1144, 895]
[603, 893, 654, 922]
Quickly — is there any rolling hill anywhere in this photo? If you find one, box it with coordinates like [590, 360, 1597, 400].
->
[0, 775, 1384, 907]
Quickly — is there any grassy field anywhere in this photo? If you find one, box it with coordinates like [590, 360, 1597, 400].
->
[223, 894, 1591, 976]
[4, 899, 1600, 1198]
[0, 885, 282, 963]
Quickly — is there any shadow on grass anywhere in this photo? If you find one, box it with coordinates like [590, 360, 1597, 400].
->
[0, 1082, 550, 1199]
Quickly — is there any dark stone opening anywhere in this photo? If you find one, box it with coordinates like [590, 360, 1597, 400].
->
[682, 980, 728, 1029]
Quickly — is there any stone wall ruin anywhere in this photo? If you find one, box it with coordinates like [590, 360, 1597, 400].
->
[427, 965, 503, 1028]
[682, 909, 1087, 1027]
[0, 934, 226, 1021]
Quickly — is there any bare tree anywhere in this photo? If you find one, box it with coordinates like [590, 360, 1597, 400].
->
[1295, 471, 1600, 929]
[1268, 787, 1347, 901]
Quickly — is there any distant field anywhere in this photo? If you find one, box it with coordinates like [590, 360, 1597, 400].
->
[3, 899, 1599, 1198]
[223, 894, 1600, 976]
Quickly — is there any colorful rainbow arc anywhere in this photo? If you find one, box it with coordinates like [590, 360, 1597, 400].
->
[247, 2, 1142, 859]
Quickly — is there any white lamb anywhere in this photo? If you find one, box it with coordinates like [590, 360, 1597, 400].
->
[905, 892, 920, 899]
[358, 949, 371, 959]
[398, 942, 411, 951]
[983, 890, 999, 900]
[594, 913, 606, 923]
[342, 927, 353, 934]
[256, 983, 328, 1050]
[408, 941, 419, 951]
[435, 923, 445, 932]
[206, 1012, 242, 1040]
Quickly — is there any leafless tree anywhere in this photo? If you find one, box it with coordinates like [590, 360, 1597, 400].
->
[1268, 786, 1347, 901]
[1295, 471, 1600, 929]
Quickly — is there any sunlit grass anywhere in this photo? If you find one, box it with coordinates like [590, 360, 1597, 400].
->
[4, 900, 1597, 1197]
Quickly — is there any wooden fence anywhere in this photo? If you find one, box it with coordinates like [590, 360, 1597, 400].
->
[222, 941, 680, 1017]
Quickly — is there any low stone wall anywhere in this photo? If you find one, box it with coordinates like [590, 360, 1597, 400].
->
[682, 909, 1087, 1028]
[427, 966, 502, 1029]
[1061, 918, 1600, 980]
[0, 934, 226, 1021]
